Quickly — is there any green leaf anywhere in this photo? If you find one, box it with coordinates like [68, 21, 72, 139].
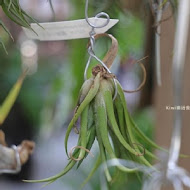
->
[0, 72, 26, 125]
[0, 20, 14, 40]
[48, 0, 55, 20]
[1, 0, 40, 30]
[0, 37, 8, 54]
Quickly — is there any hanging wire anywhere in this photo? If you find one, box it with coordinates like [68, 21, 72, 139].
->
[143, 0, 190, 189]
[168, 0, 190, 169]
[84, 0, 118, 100]
[155, 0, 163, 86]
[0, 145, 21, 174]
[84, 0, 111, 79]
[85, 0, 110, 29]
[150, 0, 170, 86]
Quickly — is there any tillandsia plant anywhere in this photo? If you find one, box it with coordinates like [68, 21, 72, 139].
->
[24, 34, 166, 188]
[0, 0, 38, 52]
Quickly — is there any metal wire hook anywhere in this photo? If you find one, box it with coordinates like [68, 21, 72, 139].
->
[85, 0, 110, 29]
[84, 0, 111, 76]
[84, 0, 118, 100]
[84, 0, 111, 80]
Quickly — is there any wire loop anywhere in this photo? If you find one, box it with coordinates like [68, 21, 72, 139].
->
[84, 0, 111, 79]
[84, 0, 118, 100]
[85, 0, 110, 29]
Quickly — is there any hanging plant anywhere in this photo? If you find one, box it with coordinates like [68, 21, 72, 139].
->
[24, 34, 165, 187]
[0, 0, 39, 52]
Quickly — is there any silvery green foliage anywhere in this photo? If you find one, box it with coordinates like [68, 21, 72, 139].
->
[0, 0, 38, 52]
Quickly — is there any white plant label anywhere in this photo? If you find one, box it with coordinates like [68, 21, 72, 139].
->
[23, 18, 119, 41]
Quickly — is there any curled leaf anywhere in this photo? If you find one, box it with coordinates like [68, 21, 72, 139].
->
[123, 56, 147, 93]
[69, 146, 94, 161]
[88, 33, 118, 69]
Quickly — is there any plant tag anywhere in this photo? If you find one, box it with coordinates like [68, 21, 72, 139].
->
[23, 17, 119, 41]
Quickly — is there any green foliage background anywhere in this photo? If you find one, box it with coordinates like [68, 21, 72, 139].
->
[0, 1, 155, 189]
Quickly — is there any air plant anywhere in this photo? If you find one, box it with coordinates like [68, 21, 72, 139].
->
[24, 34, 166, 188]
[0, 20, 13, 53]
[0, 0, 38, 52]
[1, 0, 37, 28]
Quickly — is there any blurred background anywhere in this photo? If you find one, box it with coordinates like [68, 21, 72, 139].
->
[0, 0, 189, 190]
